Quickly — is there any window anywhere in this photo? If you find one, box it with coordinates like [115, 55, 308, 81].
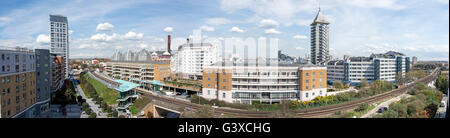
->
[208, 90, 210, 95]
[306, 73, 309, 76]
[312, 72, 315, 76]
[306, 93, 309, 97]
[223, 79, 226, 82]
[223, 93, 226, 98]
[306, 80, 309, 83]
[1, 54, 4, 60]
[223, 86, 226, 89]
[306, 86, 309, 90]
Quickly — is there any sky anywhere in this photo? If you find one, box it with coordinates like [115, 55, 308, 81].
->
[0, 0, 448, 61]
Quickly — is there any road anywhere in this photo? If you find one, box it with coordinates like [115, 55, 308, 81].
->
[361, 93, 411, 118]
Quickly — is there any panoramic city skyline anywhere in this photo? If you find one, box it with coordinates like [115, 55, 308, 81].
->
[0, 0, 448, 61]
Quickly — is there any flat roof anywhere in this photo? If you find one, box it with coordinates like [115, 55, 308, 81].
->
[114, 80, 140, 92]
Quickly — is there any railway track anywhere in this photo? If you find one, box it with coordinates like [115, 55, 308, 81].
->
[90, 68, 440, 118]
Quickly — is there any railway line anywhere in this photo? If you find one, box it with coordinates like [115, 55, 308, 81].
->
[89, 68, 440, 118]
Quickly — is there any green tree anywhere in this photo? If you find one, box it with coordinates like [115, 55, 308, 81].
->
[396, 71, 406, 85]
[89, 112, 97, 118]
[390, 102, 408, 117]
[333, 80, 345, 90]
[82, 102, 89, 110]
[435, 74, 449, 93]
[407, 100, 425, 117]
[360, 79, 369, 88]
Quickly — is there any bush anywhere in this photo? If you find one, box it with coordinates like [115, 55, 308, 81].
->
[333, 80, 345, 90]
[112, 110, 118, 117]
[355, 103, 369, 112]
[390, 102, 408, 117]
[85, 108, 92, 115]
[375, 110, 399, 118]
[82, 102, 89, 110]
[119, 115, 125, 118]
[89, 112, 97, 118]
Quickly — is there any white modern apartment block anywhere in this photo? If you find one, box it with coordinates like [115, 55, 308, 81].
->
[202, 61, 327, 104]
[327, 51, 410, 85]
[49, 15, 69, 78]
[171, 42, 219, 79]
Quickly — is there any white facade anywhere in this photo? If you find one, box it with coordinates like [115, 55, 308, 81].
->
[171, 43, 219, 77]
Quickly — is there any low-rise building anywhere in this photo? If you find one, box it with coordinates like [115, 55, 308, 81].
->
[327, 51, 410, 85]
[201, 61, 327, 104]
[105, 61, 171, 83]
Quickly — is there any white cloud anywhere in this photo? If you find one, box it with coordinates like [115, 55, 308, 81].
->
[164, 27, 173, 33]
[36, 34, 50, 44]
[96, 22, 114, 31]
[124, 31, 144, 40]
[90, 33, 120, 41]
[435, 0, 449, 4]
[206, 17, 231, 25]
[264, 28, 282, 34]
[295, 47, 305, 50]
[259, 19, 280, 28]
[200, 26, 215, 32]
[230, 27, 245, 33]
[403, 33, 419, 39]
[293, 35, 307, 39]
[0, 17, 12, 22]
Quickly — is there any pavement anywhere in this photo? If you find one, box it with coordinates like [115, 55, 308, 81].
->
[75, 82, 109, 118]
[361, 93, 411, 118]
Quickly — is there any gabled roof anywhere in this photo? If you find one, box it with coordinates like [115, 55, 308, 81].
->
[311, 9, 329, 25]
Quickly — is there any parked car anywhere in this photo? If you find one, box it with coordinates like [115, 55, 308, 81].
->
[441, 101, 446, 107]
[377, 107, 388, 113]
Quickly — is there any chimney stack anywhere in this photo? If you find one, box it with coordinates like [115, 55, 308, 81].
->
[168, 35, 171, 54]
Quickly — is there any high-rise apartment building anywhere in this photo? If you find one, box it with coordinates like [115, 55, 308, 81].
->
[49, 15, 69, 78]
[310, 8, 330, 65]
[171, 42, 219, 79]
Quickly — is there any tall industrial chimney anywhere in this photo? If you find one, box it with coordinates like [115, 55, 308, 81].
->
[168, 35, 171, 54]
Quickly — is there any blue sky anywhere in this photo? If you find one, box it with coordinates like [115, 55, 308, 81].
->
[0, 0, 448, 61]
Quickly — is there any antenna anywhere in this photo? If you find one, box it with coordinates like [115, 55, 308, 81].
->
[318, 0, 321, 11]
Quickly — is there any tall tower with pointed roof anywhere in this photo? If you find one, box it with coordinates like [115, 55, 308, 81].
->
[310, 8, 330, 65]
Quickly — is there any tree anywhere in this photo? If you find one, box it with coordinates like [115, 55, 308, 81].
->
[407, 100, 425, 117]
[82, 102, 89, 110]
[112, 110, 118, 117]
[435, 74, 449, 93]
[360, 79, 369, 88]
[89, 112, 97, 118]
[85, 108, 92, 115]
[396, 71, 405, 85]
[390, 102, 408, 117]
[333, 80, 345, 90]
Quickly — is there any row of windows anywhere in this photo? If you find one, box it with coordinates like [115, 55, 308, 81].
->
[1, 64, 34, 73]
[1, 54, 34, 62]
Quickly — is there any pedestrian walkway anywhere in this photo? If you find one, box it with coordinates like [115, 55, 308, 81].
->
[76, 84, 108, 118]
